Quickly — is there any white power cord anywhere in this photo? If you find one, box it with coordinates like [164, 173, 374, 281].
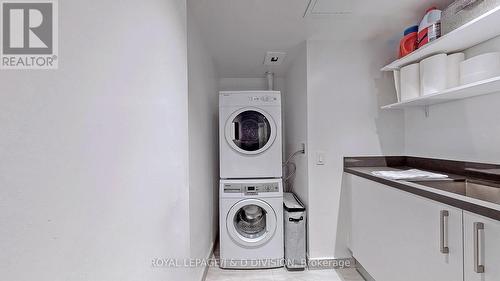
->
[282, 148, 305, 193]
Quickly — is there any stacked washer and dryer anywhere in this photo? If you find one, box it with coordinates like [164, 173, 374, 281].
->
[219, 91, 284, 269]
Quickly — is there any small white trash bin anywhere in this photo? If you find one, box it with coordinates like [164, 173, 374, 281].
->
[283, 192, 306, 271]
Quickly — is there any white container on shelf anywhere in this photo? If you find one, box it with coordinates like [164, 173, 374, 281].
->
[460, 52, 500, 85]
[400, 63, 420, 101]
[446, 53, 465, 88]
[420, 54, 447, 96]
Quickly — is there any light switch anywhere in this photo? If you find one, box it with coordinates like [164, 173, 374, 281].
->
[316, 152, 325, 165]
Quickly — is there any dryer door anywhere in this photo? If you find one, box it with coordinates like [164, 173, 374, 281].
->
[225, 108, 277, 155]
[226, 198, 277, 248]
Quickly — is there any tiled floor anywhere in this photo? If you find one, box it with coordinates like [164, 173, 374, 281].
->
[205, 245, 365, 281]
[205, 266, 366, 281]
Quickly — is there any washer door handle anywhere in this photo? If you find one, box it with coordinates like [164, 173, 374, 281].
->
[265, 213, 271, 232]
[231, 122, 239, 140]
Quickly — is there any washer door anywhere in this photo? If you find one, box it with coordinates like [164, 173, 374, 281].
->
[225, 108, 277, 155]
[226, 199, 277, 248]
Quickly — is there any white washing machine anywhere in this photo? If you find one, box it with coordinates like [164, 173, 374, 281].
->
[219, 91, 282, 179]
[219, 179, 284, 269]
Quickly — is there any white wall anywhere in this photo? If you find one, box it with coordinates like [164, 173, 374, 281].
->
[219, 77, 285, 92]
[299, 40, 405, 259]
[187, 6, 219, 280]
[0, 1, 195, 280]
[405, 35, 500, 163]
[283, 43, 308, 206]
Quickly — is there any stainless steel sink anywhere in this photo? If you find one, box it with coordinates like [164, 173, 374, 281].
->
[411, 179, 500, 205]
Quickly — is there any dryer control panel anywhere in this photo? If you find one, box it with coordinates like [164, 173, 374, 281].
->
[223, 183, 279, 194]
[219, 91, 281, 107]
[248, 95, 278, 103]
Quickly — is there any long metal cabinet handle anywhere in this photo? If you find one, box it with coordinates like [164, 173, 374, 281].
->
[474, 222, 485, 273]
[440, 210, 450, 254]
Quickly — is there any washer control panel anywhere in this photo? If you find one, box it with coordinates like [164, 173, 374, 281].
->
[223, 183, 279, 194]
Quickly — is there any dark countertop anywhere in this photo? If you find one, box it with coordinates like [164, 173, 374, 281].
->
[344, 156, 500, 221]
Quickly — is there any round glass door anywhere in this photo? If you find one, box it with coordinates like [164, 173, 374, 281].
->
[234, 205, 267, 239]
[225, 108, 276, 155]
[226, 199, 277, 247]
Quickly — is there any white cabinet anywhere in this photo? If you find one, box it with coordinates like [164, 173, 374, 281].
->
[464, 211, 500, 281]
[350, 175, 463, 281]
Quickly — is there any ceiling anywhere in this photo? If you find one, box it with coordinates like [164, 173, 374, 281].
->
[188, 0, 453, 77]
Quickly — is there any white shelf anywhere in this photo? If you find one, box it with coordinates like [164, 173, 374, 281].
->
[382, 76, 500, 109]
[381, 6, 500, 71]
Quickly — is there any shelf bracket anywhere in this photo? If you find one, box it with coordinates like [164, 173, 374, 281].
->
[424, 105, 430, 118]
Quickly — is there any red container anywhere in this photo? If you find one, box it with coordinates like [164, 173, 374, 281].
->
[399, 32, 418, 58]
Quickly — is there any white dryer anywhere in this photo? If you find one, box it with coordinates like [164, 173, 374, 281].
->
[219, 91, 282, 179]
[219, 179, 284, 269]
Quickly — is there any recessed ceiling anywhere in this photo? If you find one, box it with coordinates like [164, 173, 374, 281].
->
[304, 0, 354, 17]
[188, 0, 454, 78]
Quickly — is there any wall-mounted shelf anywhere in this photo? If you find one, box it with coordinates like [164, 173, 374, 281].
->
[382, 76, 500, 109]
[381, 6, 500, 71]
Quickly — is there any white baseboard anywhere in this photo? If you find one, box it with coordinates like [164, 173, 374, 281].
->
[200, 240, 216, 281]
[355, 262, 375, 281]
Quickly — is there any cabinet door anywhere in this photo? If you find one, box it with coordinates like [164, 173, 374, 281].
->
[350, 175, 463, 281]
[464, 211, 500, 281]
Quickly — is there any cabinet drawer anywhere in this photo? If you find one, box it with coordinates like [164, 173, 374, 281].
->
[350, 175, 463, 281]
[464, 211, 500, 281]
